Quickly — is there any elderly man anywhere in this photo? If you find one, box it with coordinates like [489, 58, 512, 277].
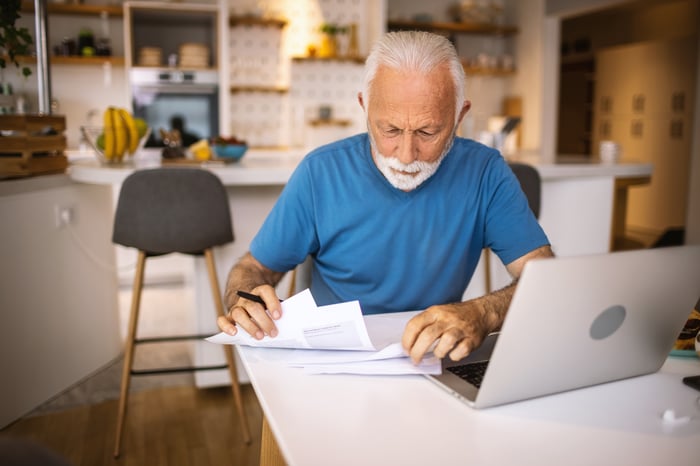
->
[217, 31, 553, 363]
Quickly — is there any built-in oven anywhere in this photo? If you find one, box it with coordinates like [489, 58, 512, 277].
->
[130, 68, 219, 147]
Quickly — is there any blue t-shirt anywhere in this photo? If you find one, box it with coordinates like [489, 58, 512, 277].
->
[251, 133, 549, 314]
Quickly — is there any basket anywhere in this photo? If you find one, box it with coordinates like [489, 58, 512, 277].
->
[0, 114, 68, 179]
[81, 125, 151, 165]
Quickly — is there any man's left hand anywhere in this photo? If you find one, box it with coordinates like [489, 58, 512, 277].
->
[401, 302, 490, 364]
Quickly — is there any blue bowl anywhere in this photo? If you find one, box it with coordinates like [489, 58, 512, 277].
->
[213, 144, 248, 161]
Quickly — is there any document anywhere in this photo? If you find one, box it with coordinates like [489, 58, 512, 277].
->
[206, 289, 440, 375]
[206, 289, 375, 350]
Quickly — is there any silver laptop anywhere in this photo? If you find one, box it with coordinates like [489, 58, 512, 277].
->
[427, 245, 700, 409]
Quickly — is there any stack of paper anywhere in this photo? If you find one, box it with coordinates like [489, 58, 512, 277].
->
[206, 289, 440, 375]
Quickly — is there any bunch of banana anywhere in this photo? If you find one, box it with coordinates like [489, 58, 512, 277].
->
[101, 107, 148, 161]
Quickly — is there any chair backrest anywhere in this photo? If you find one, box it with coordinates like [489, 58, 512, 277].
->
[508, 162, 541, 219]
[113, 167, 233, 255]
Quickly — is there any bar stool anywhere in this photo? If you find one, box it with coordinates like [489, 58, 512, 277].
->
[112, 167, 251, 457]
[484, 162, 542, 293]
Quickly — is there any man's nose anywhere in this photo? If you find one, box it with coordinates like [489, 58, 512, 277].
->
[396, 132, 416, 165]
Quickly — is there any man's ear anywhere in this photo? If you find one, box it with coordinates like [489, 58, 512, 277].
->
[357, 92, 365, 111]
[457, 100, 472, 126]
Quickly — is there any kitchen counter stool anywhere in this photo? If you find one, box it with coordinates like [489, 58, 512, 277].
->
[111, 167, 251, 457]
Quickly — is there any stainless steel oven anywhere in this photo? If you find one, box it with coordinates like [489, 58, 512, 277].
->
[130, 68, 219, 147]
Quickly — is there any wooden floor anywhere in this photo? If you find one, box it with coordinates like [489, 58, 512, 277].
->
[0, 384, 263, 466]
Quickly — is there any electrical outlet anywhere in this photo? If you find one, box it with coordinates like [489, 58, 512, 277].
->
[54, 204, 76, 229]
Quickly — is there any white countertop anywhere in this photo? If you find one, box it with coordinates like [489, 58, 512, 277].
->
[66, 148, 653, 186]
[67, 148, 305, 186]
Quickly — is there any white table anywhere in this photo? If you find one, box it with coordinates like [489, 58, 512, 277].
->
[239, 342, 700, 466]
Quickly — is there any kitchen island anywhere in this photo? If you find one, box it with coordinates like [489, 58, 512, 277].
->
[68, 149, 652, 387]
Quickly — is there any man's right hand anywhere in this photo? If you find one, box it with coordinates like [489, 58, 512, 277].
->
[219, 252, 286, 339]
[217, 284, 283, 339]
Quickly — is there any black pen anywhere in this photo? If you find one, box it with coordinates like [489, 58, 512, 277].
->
[236, 290, 283, 305]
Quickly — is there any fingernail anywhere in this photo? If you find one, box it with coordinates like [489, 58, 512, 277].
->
[272, 310, 281, 319]
[255, 330, 264, 340]
[226, 327, 237, 336]
[270, 328, 278, 338]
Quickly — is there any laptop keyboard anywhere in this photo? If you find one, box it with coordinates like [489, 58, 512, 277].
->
[446, 361, 490, 388]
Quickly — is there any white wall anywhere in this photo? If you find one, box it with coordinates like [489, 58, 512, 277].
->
[0, 176, 122, 428]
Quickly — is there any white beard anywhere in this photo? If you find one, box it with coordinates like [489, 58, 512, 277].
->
[369, 130, 454, 191]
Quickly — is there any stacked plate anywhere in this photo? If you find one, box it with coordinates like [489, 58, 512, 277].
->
[179, 43, 210, 68]
[138, 46, 162, 67]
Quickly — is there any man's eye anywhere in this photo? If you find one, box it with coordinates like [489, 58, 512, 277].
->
[417, 130, 434, 137]
[383, 128, 401, 136]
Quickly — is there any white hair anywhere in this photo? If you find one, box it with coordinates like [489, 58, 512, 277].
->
[361, 31, 466, 124]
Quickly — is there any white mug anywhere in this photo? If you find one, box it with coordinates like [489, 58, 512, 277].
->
[599, 140, 621, 164]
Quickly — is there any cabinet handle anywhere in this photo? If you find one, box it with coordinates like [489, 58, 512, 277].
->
[631, 120, 643, 138]
[670, 119, 684, 139]
[632, 94, 645, 113]
[671, 92, 685, 113]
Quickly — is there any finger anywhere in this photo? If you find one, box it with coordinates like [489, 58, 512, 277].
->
[230, 305, 265, 340]
[432, 329, 463, 360]
[217, 315, 237, 336]
[408, 323, 443, 364]
[245, 302, 279, 338]
[447, 340, 473, 362]
[447, 334, 483, 361]
[255, 286, 284, 320]
[401, 311, 434, 353]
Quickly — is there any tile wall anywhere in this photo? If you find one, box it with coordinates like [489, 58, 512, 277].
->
[227, 0, 374, 148]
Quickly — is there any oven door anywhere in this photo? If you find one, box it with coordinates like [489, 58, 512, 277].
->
[131, 82, 219, 148]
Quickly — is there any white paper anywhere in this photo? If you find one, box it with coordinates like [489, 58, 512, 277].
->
[206, 291, 437, 376]
[206, 289, 375, 351]
[302, 355, 442, 375]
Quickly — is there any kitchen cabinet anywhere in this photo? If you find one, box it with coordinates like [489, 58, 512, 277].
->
[593, 37, 697, 236]
[125, 2, 219, 70]
[19, 1, 124, 66]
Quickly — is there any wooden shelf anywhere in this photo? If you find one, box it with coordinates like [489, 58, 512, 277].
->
[17, 55, 124, 66]
[129, 65, 217, 72]
[230, 85, 288, 94]
[229, 15, 287, 28]
[387, 19, 517, 36]
[20, 1, 123, 17]
[308, 119, 352, 127]
[463, 65, 516, 76]
[292, 56, 365, 64]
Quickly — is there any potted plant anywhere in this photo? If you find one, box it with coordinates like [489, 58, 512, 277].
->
[1, 0, 33, 76]
[318, 23, 347, 58]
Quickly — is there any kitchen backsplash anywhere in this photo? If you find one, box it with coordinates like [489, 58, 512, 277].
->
[228, 0, 373, 148]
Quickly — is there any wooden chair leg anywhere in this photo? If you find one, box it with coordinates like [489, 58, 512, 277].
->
[204, 249, 252, 444]
[114, 251, 147, 458]
[483, 248, 492, 295]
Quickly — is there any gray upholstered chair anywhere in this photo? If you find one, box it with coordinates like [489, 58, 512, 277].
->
[483, 162, 542, 293]
[112, 167, 250, 457]
[508, 162, 541, 219]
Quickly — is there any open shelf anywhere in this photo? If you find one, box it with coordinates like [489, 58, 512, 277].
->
[20, 1, 123, 17]
[387, 19, 517, 36]
[292, 56, 365, 64]
[230, 85, 288, 94]
[229, 15, 287, 28]
[17, 55, 124, 66]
